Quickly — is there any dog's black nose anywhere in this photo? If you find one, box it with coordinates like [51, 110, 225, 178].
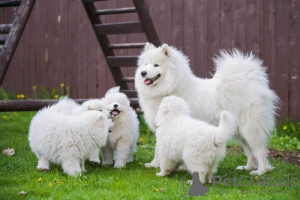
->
[141, 71, 147, 77]
[114, 104, 118, 108]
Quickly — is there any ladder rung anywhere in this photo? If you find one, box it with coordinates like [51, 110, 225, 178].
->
[109, 42, 146, 49]
[120, 89, 137, 98]
[0, 24, 12, 34]
[96, 7, 136, 15]
[0, 0, 21, 7]
[107, 56, 138, 67]
[82, 0, 108, 3]
[122, 77, 135, 82]
[0, 36, 7, 45]
[95, 22, 144, 35]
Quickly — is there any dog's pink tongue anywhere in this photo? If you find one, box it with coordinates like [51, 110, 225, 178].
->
[112, 110, 118, 115]
[144, 79, 151, 85]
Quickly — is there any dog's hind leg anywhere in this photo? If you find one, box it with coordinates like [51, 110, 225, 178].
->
[236, 137, 257, 170]
[89, 148, 101, 164]
[37, 155, 50, 171]
[239, 124, 273, 176]
[101, 144, 114, 165]
[145, 144, 160, 168]
[156, 158, 177, 177]
[62, 159, 81, 176]
[80, 159, 86, 173]
[114, 140, 132, 168]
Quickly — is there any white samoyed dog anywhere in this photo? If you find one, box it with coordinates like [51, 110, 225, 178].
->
[29, 103, 113, 176]
[135, 43, 279, 175]
[92, 86, 139, 168]
[155, 96, 236, 183]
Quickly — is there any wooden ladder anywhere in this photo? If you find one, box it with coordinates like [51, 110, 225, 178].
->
[0, 0, 36, 85]
[82, 0, 161, 108]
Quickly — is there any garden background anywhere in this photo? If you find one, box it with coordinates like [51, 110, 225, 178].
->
[0, 0, 300, 121]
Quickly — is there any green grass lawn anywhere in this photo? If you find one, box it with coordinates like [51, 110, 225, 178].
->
[0, 112, 299, 200]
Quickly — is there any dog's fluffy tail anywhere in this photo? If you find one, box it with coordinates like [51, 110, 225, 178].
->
[214, 111, 236, 146]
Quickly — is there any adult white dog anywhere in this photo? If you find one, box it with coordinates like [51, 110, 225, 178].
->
[155, 96, 236, 183]
[29, 102, 113, 176]
[89, 87, 140, 168]
[135, 43, 279, 175]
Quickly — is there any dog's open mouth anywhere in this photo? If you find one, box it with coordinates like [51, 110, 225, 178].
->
[110, 109, 120, 116]
[144, 74, 161, 85]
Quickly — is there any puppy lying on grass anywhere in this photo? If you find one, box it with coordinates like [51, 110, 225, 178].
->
[28, 99, 113, 176]
[155, 96, 236, 183]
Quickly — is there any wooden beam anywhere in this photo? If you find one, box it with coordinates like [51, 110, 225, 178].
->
[132, 0, 161, 46]
[0, 0, 21, 7]
[122, 77, 135, 82]
[0, 24, 12, 34]
[0, 99, 87, 112]
[0, 98, 139, 111]
[82, 0, 107, 3]
[120, 89, 137, 98]
[95, 7, 136, 15]
[109, 42, 146, 49]
[107, 56, 138, 67]
[0, 36, 6, 45]
[95, 22, 144, 35]
[0, 0, 36, 86]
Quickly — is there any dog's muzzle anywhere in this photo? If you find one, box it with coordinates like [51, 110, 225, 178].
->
[144, 74, 161, 85]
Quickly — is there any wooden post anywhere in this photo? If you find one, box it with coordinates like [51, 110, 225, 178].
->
[0, 0, 36, 86]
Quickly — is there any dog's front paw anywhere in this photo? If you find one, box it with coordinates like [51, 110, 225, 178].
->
[114, 162, 125, 168]
[156, 172, 166, 177]
[67, 171, 82, 177]
[250, 169, 269, 176]
[89, 158, 101, 165]
[102, 160, 113, 166]
[145, 162, 159, 168]
[37, 166, 49, 171]
[236, 166, 247, 170]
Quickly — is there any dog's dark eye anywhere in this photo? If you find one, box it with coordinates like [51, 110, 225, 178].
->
[154, 64, 159, 67]
[100, 110, 102, 112]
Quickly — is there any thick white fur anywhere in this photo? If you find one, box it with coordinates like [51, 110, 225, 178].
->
[135, 43, 279, 175]
[28, 102, 113, 176]
[155, 96, 236, 183]
[91, 86, 140, 168]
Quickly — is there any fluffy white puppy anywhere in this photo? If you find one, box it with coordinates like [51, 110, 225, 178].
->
[135, 43, 279, 175]
[155, 96, 236, 183]
[51, 97, 80, 115]
[96, 86, 140, 168]
[72, 99, 106, 115]
[29, 105, 113, 176]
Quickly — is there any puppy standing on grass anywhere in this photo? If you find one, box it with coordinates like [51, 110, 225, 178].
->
[96, 86, 139, 168]
[29, 103, 113, 176]
[155, 96, 236, 183]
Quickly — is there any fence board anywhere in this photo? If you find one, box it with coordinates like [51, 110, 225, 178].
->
[1, 0, 300, 121]
[273, 0, 290, 118]
[288, 0, 300, 121]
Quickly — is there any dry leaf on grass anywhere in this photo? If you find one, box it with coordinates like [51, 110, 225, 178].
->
[2, 148, 15, 156]
[19, 191, 27, 195]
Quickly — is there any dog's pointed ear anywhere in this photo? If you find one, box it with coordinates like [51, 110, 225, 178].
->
[144, 42, 154, 51]
[106, 86, 120, 95]
[161, 44, 171, 57]
[88, 105, 95, 110]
